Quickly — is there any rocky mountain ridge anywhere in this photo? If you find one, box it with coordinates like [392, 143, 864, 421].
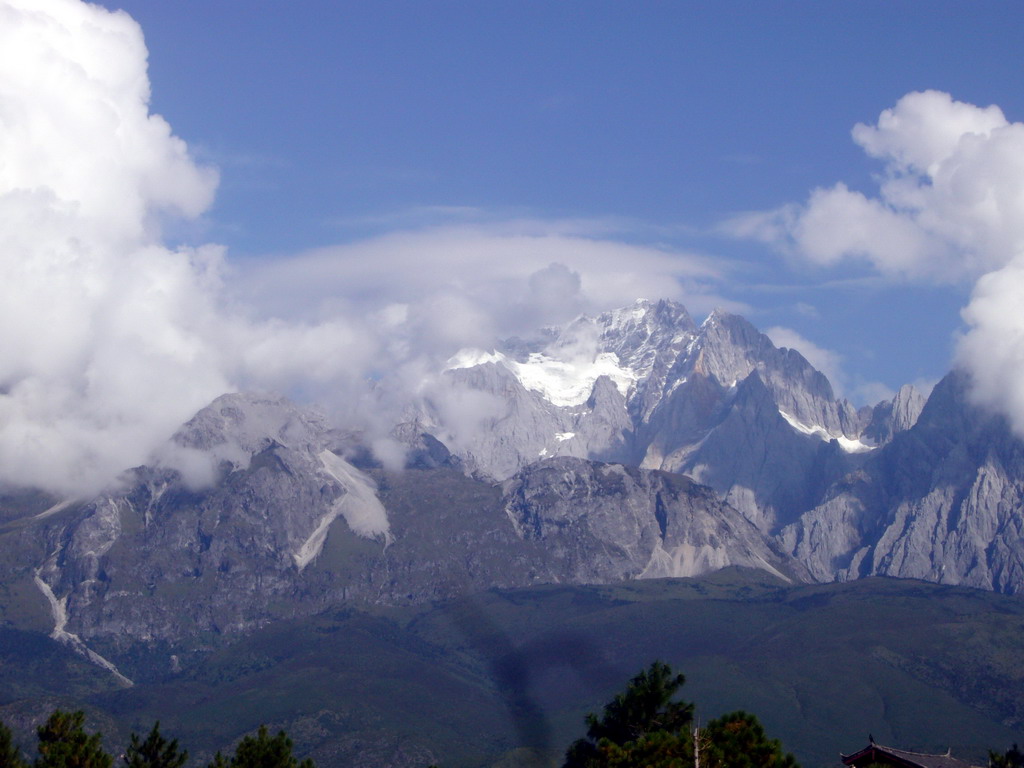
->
[779, 370, 1024, 591]
[13, 403, 807, 653]
[2, 298, 1021, 676]
[433, 299, 902, 531]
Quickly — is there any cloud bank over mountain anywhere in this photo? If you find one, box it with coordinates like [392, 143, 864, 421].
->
[734, 90, 1024, 436]
[0, 0, 390, 493]
[0, 0, 226, 493]
[0, 0, 725, 495]
[234, 221, 731, 342]
[8, 2, 1024, 496]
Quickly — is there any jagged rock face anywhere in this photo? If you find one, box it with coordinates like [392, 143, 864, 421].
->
[779, 372, 1024, 593]
[440, 299, 887, 535]
[633, 311, 870, 513]
[862, 383, 927, 445]
[47, 458, 330, 641]
[31, 393, 396, 643]
[665, 372, 860, 532]
[502, 457, 805, 584]
[14, 391, 802, 645]
[567, 299, 697, 424]
[19, 298, 1024, 666]
[431, 363, 633, 481]
[675, 311, 857, 435]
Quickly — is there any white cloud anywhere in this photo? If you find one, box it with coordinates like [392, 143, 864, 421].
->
[730, 90, 1024, 282]
[0, 1, 217, 241]
[957, 255, 1024, 433]
[734, 90, 1024, 432]
[233, 223, 737, 355]
[0, 0, 363, 494]
[0, 0, 738, 495]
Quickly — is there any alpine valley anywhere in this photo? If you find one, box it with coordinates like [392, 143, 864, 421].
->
[2, 299, 1023, 767]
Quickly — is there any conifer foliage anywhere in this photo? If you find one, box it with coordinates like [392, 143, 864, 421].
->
[990, 744, 1024, 768]
[563, 661, 694, 768]
[0, 714, 317, 768]
[123, 723, 187, 768]
[700, 711, 798, 768]
[0, 719, 26, 768]
[562, 662, 798, 768]
[207, 726, 313, 768]
[34, 710, 112, 768]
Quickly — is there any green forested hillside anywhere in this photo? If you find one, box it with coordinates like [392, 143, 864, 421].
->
[2, 570, 1022, 768]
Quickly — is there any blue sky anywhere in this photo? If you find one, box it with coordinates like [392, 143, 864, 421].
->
[10, 0, 1024, 492]
[66, 2, 1024, 402]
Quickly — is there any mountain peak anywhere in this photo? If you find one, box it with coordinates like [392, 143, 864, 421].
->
[700, 306, 734, 327]
[167, 392, 330, 480]
[602, 297, 693, 329]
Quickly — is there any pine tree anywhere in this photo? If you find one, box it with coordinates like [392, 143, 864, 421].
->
[1, 719, 27, 768]
[123, 723, 187, 768]
[563, 661, 694, 768]
[990, 744, 1024, 768]
[208, 726, 313, 768]
[34, 710, 112, 768]
[701, 711, 798, 768]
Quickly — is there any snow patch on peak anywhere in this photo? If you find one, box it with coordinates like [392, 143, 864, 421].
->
[606, 298, 653, 330]
[835, 434, 875, 454]
[510, 352, 636, 406]
[448, 346, 637, 408]
[700, 309, 725, 328]
[446, 349, 506, 370]
[778, 410, 874, 453]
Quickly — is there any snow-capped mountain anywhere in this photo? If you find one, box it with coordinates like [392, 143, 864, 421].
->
[7, 297, 1024, 666]
[430, 299, 896, 531]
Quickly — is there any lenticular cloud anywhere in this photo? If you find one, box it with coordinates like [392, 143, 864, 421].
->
[735, 90, 1024, 436]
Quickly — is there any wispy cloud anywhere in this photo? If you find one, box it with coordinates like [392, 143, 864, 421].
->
[191, 145, 292, 171]
[235, 220, 740, 338]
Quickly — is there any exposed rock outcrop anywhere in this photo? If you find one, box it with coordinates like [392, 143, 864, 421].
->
[779, 372, 1024, 593]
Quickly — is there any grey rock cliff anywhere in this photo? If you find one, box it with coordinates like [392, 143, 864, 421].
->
[862, 383, 927, 445]
[779, 371, 1024, 593]
[11, 393, 802, 648]
[662, 371, 862, 532]
[503, 456, 805, 584]
[436, 300, 875, 537]
[8, 299, 1024, 671]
